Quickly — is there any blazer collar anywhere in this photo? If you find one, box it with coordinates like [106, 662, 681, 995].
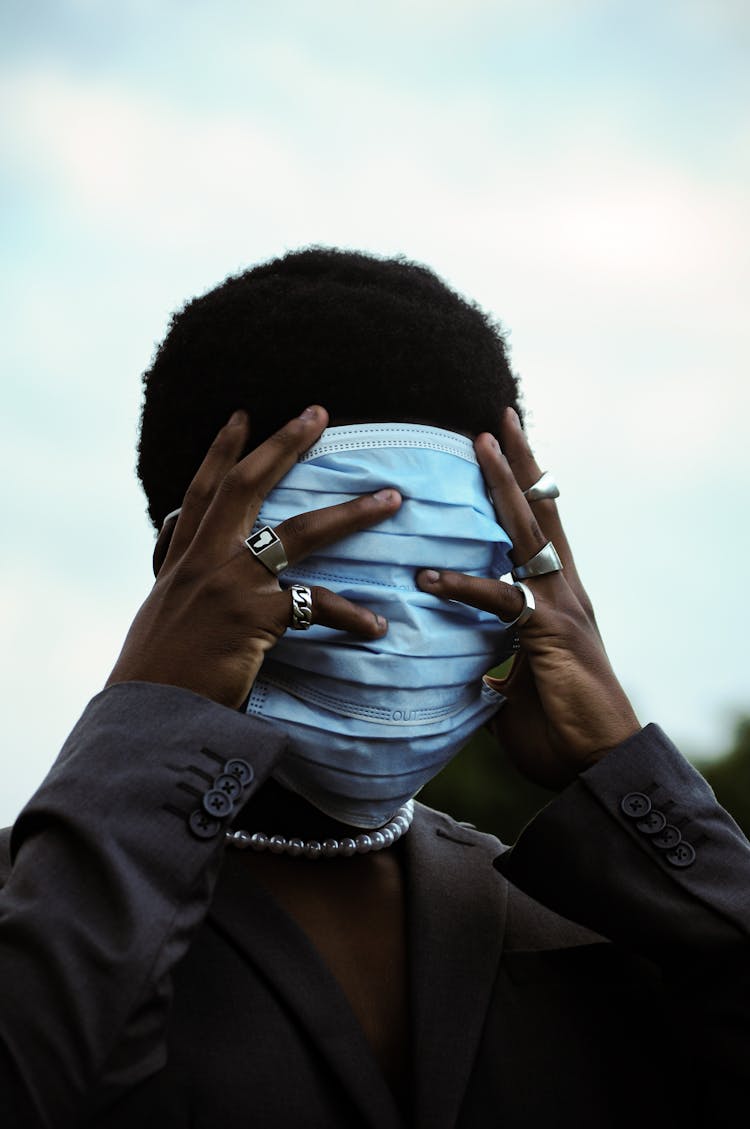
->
[209, 851, 404, 1129]
[404, 804, 508, 1129]
[208, 804, 509, 1129]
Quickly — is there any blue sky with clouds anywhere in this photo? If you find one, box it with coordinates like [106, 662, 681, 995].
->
[1, 0, 748, 824]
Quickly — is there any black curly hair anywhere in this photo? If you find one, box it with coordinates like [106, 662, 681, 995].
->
[137, 247, 522, 528]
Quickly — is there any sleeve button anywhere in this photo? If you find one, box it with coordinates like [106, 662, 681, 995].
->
[214, 773, 243, 801]
[620, 792, 652, 818]
[635, 809, 667, 835]
[203, 789, 234, 818]
[188, 809, 222, 839]
[665, 842, 696, 868]
[652, 824, 682, 849]
[224, 758, 254, 786]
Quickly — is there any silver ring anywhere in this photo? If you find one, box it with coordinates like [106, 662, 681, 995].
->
[504, 580, 535, 628]
[513, 541, 563, 580]
[289, 584, 313, 630]
[524, 471, 560, 502]
[244, 526, 289, 576]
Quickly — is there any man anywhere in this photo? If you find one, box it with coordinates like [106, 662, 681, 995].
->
[1, 248, 748, 1127]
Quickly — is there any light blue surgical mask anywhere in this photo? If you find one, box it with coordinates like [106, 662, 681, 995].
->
[245, 423, 515, 828]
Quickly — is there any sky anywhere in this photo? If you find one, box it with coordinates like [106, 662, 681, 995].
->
[1, 0, 748, 825]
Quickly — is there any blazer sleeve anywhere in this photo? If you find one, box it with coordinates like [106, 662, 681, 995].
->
[0, 681, 289, 1129]
[494, 722, 750, 1113]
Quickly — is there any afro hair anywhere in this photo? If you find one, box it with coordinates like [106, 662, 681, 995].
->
[137, 247, 522, 528]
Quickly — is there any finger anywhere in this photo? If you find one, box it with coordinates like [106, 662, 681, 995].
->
[499, 407, 545, 492]
[475, 433, 590, 626]
[474, 432, 549, 567]
[272, 489, 402, 567]
[305, 586, 389, 638]
[163, 409, 249, 569]
[498, 409, 596, 619]
[198, 405, 329, 551]
[416, 569, 525, 624]
[498, 408, 577, 575]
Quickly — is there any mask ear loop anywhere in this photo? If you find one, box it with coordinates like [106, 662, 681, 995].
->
[153, 508, 182, 576]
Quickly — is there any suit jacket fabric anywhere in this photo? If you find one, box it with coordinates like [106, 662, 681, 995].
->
[0, 681, 748, 1128]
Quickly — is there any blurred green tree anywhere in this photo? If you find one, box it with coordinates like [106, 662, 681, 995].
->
[698, 715, 750, 839]
[420, 725, 555, 844]
[421, 715, 750, 843]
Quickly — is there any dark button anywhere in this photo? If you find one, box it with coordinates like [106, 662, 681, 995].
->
[188, 809, 222, 839]
[636, 809, 667, 835]
[214, 773, 242, 801]
[203, 789, 233, 818]
[652, 824, 682, 849]
[620, 792, 652, 818]
[665, 842, 696, 868]
[224, 758, 254, 786]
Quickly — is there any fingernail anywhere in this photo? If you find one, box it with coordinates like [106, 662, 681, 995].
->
[373, 488, 398, 503]
[229, 409, 246, 425]
[375, 614, 387, 632]
[299, 405, 318, 420]
[422, 569, 440, 584]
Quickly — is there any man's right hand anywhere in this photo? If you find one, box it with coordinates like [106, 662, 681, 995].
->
[106, 406, 401, 709]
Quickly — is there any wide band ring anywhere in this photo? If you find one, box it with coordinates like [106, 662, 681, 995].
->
[244, 526, 289, 576]
[524, 471, 560, 502]
[504, 580, 535, 629]
[513, 541, 563, 580]
[289, 584, 313, 631]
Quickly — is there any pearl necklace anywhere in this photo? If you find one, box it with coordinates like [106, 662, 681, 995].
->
[225, 800, 415, 859]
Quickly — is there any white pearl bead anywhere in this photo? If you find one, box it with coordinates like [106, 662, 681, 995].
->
[231, 830, 253, 850]
[226, 800, 415, 858]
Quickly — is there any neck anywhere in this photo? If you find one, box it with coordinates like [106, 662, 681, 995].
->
[238, 777, 379, 839]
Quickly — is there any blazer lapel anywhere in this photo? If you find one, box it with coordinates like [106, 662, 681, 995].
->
[404, 804, 509, 1129]
[209, 852, 404, 1129]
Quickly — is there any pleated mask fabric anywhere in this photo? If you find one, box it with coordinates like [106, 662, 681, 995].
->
[245, 423, 515, 828]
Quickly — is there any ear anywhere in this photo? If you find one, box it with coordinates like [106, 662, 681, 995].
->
[152, 513, 179, 576]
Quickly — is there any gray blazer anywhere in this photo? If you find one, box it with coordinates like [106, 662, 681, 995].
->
[1, 681, 748, 1128]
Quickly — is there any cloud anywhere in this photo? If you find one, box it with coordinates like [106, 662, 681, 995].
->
[4, 62, 746, 280]
[2, 61, 748, 475]
[681, 0, 750, 36]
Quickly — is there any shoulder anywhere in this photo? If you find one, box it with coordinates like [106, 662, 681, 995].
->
[410, 801, 506, 874]
[412, 802, 608, 951]
[413, 800, 505, 848]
